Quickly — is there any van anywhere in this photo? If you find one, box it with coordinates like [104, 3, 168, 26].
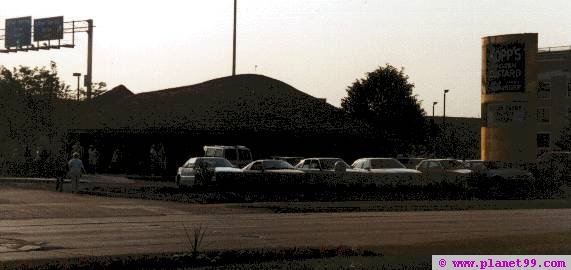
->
[203, 145, 253, 168]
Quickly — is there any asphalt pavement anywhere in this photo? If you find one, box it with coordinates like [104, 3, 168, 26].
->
[0, 186, 570, 264]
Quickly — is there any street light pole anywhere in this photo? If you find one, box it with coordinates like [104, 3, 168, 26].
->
[232, 0, 237, 76]
[73, 73, 81, 101]
[86, 19, 93, 99]
[432, 101, 438, 118]
[443, 89, 450, 124]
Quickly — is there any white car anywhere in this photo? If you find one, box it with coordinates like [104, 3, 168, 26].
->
[176, 157, 241, 188]
[351, 158, 422, 186]
[351, 158, 422, 174]
[242, 159, 302, 173]
[294, 158, 359, 173]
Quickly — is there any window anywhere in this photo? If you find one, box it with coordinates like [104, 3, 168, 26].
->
[224, 149, 237, 161]
[428, 161, 441, 169]
[250, 162, 263, 171]
[238, 149, 251, 160]
[537, 133, 551, 148]
[352, 160, 362, 169]
[309, 160, 320, 169]
[537, 81, 551, 99]
[536, 107, 551, 123]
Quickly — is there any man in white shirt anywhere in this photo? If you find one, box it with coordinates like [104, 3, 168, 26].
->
[68, 152, 85, 193]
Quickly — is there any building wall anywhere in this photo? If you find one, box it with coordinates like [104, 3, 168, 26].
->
[536, 48, 571, 155]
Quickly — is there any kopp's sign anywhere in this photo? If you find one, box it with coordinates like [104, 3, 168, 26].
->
[485, 42, 526, 93]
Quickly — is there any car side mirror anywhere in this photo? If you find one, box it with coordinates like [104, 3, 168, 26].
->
[365, 166, 371, 171]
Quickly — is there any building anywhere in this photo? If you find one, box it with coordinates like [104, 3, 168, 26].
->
[481, 33, 538, 163]
[480, 33, 571, 161]
[536, 46, 571, 155]
[70, 74, 377, 173]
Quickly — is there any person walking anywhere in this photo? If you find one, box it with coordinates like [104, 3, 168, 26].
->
[68, 152, 85, 193]
[88, 145, 99, 174]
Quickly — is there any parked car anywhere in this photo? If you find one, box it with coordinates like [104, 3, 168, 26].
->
[396, 157, 426, 169]
[352, 158, 421, 174]
[461, 160, 535, 197]
[242, 159, 302, 173]
[461, 160, 534, 181]
[176, 157, 241, 188]
[203, 145, 252, 168]
[294, 158, 357, 173]
[270, 156, 304, 166]
[537, 151, 571, 184]
[352, 157, 422, 186]
[415, 159, 472, 184]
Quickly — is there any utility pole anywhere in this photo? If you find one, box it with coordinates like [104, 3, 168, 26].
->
[232, 0, 237, 76]
[86, 19, 93, 99]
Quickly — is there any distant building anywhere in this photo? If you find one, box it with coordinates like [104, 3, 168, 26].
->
[536, 46, 571, 155]
[481, 33, 571, 161]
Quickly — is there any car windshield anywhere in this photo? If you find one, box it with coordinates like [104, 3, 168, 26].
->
[440, 160, 462, 169]
[371, 159, 406, 169]
[198, 158, 233, 168]
[321, 159, 349, 170]
[264, 160, 294, 169]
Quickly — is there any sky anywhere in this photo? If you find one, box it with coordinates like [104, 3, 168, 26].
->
[1, 0, 571, 118]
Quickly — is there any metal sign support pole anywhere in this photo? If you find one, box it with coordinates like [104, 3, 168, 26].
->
[86, 19, 93, 100]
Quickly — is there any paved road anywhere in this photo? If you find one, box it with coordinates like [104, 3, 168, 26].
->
[0, 187, 570, 263]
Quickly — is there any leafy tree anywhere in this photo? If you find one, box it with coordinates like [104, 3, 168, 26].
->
[75, 81, 108, 100]
[0, 62, 103, 176]
[341, 64, 428, 154]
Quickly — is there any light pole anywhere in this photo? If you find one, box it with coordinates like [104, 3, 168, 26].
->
[443, 89, 450, 124]
[232, 0, 237, 76]
[73, 73, 81, 101]
[432, 101, 438, 118]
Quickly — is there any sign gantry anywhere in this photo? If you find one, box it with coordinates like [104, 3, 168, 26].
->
[0, 17, 95, 99]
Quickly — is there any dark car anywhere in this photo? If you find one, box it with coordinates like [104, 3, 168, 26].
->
[461, 160, 535, 198]
[537, 151, 571, 184]
[396, 157, 426, 169]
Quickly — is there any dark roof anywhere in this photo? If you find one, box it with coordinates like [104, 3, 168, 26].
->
[88, 84, 134, 106]
[77, 74, 370, 135]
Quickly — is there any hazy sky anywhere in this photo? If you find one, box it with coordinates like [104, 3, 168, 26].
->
[1, 0, 571, 117]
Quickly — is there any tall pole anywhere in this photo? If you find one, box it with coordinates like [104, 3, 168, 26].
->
[73, 73, 81, 101]
[443, 89, 449, 124]
[77, 75, 80, 101]
[86, 19, 93, 100]
[232, 0, 237, 76]
[432, 102, 437, 118]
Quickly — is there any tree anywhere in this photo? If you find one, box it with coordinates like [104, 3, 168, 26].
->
[76, 82, 108, 100]
[341, 64, 428, 154]
[0, 62, 98, 176]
